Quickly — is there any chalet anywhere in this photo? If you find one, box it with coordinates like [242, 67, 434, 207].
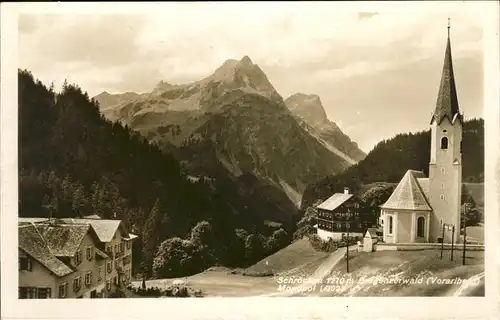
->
[314, 187, 364, 241]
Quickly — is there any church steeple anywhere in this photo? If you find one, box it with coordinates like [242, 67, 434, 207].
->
[431, 19, 461, 124]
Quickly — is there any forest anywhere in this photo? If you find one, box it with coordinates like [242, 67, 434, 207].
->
[18, 70, 293, 278]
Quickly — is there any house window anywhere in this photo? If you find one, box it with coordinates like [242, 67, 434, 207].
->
[460, 140, 463, 153]
[440, 194, 445, 200]
[86, 246, 93, 260]
[19, 287, 37, 299]
[98, 267, 103, 282]
[85, 272, 92, 286]
[120, 242, 124, 252]
[58, 282, 68, 298]
[417, 217, 425, 238]
[441, 137, 448, 149]
[107, 261, 112, 273]
[114, 244, 118, 253]
[106, 280, 111, 290]
[75, 250, 82, 265]
[126, 240, 131, 250]
[37, 288, 51, 299]
[388, 216, 393, 235]
[19, 256, 32, 271]
[354, 203, 359, 209]
[73, 277, 82, 292]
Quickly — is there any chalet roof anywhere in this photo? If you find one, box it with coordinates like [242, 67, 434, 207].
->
[83, 214, 102, 219]
[61, 218, 123, 243]
[18, 224, 75, 277]
[35, 223, 91, 257]
[431, 28, 461, 125]
[316, 193, 353, 211]
[380, 170, 432, 211]
[19, 217, 49, 223]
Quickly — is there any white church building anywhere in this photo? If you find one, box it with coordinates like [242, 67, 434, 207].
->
[380, 23, 463, 245]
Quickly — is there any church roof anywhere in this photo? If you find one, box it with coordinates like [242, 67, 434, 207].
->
[316, 193, 353, 211]
[431, 25, 461, 125]
[380, 170, 432, 211]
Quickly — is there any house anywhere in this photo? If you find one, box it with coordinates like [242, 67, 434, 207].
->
[60, 216, 138, 292]
[18, 216, 138, 299]
[380, 23, 463, 245]
[362, 228, 380, 252]
[314, 187, 363, 241]
[18, 220, 108, 298]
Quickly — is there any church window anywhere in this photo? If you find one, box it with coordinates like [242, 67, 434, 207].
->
[441, 182, 444, 189]
[443, 129, 447, 133]
[441, 167, 445, 173]
[440, 137, 448, 150]
[440, 194, 445, 200]
[388, 216, 393, 235]
[417, 217, 425, 238]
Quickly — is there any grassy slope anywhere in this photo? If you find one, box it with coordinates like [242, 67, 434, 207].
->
[306, 249, 484, 297]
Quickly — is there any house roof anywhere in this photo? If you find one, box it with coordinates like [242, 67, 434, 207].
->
[35, 223, 91, 257]
[365, 228, 378, 238]
[316, 193, 353, 211]
[431, 28, 461, 125]
[18, 224, 75, 277]
[19, 217, 50, 223]
[60, 218, 124, 243]
[380, 170, 432, 211]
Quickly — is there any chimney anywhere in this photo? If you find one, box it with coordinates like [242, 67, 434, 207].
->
[344, 187, 349, 195]
[113, 212, 117, 219]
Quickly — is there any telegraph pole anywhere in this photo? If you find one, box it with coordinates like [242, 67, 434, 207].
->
[462, 218, 467, 265]
[450, 225, 455, 261]
[440, 224, 445, 260]
[346, 219, 350, 273]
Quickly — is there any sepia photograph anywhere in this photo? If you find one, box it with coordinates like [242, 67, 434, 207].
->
[1, 1, 499, 319]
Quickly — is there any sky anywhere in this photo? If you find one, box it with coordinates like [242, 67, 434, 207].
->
[17, 2, 485, 153]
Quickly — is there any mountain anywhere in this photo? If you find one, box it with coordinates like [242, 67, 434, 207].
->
[284, 93, 366, 163]
[301, 118, 484, 210]
[95, 56, 360, 207]
[18, 69, 300, 276]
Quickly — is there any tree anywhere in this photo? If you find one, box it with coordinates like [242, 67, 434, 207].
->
[152, 237, 195, 278]
[190, 221, 214, 247]
[141, 199, 163, 275]
[293, 199, 322, 240]
[265, 228, 290, 254]
[461, 202, 480, 228]
[359, 183, 396, 227]
[244, 233, 264, 263]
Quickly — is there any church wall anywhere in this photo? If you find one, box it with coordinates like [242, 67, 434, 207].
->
[396, 213, 412, 243]
[428, 116, 462, 243]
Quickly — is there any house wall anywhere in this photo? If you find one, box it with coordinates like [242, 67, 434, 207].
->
[54, 233, 107, 299]
[18, 250, 57, 296]
[103, 228, 133, 293]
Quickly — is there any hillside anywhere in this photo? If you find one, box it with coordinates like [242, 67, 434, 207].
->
[18, 69, 299, 276]
[301, 118, 484, 210]
[95, 56, 361, 206]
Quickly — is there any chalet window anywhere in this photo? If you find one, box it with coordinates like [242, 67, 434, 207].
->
[98, 267, 103, 282]
[73, 277, 82, 292]
[388, 216, 393, 235]
[460, 140, 463, 154]
[106, 280, 112, 290]
[107, 261, 112, 273]
[120, 242, 124, 252]
[126, 240, 131, 250]
[59, 282, 68, 298]
[417, 217, 425, 238]
[114, 244, 118, 253]
[37, 288, 51, 299]
[86, 246, 93, 261]
[19, 256, 32, 271]
[85, 272, 92, 286]
[354, 203, 359, 209]
[441, 137, 448, 150]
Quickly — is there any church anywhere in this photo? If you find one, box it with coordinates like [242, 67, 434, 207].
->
[380, 23, 463, 245]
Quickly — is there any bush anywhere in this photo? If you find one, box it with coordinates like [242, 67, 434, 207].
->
[308, 234, 360, 253]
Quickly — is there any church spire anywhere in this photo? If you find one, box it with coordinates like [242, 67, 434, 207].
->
[431, 18, 461, 124]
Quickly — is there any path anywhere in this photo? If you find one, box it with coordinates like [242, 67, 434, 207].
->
[260, 246, 351, 297]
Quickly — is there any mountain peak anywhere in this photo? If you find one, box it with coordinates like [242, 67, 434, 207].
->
[285, 93, 329, 126]
[239, 55, 253, 66]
